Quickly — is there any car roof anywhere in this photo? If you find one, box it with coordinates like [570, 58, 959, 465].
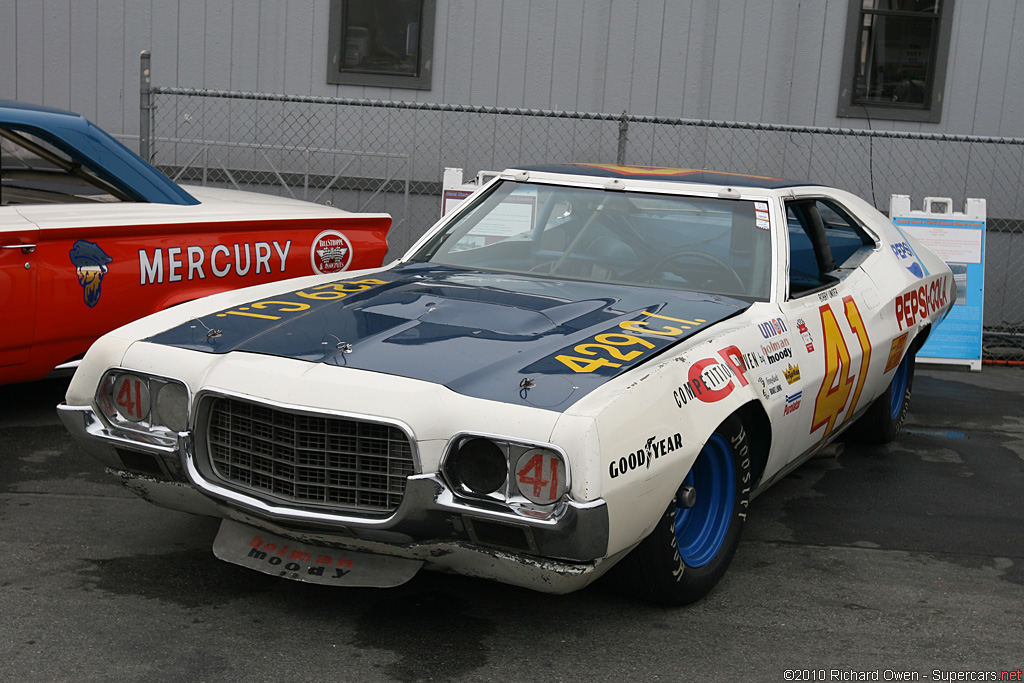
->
[516, 163, 814, 190]
[0, 99, 198, 205]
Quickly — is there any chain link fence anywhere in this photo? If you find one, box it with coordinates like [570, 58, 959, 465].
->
[144, 86, 1024, 359]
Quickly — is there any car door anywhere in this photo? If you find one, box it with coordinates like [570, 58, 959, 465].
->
[0, 210, 39, 368]
[773, 195, 882, 463]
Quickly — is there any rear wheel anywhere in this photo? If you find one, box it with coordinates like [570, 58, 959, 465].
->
[848, 349, 915, 444]
[608, 416, 751, 605]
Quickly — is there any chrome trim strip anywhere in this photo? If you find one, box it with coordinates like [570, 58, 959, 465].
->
[57, 402, 179, 457]
[432, 478, 589, 528]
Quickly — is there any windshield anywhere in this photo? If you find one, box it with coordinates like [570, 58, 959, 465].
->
[411, 180, 774, 300]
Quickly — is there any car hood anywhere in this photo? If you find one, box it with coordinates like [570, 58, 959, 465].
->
[145, 262, 749, 411]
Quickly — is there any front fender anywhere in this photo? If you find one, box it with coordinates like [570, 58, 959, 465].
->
[565, 328, 779, 557]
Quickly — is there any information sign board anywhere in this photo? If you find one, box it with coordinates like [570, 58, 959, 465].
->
[442, 168, 499, 216]
[890, 195, 986, 371]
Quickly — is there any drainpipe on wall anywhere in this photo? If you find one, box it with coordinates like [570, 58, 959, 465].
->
[616, 111, 628, 165]
[139, 50, 152, 163]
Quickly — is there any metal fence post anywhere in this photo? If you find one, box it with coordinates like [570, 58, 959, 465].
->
[616, 111, 629, 164]
[139, 50, 152, 162]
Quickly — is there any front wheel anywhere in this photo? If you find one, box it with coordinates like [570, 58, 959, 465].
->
[608, 416, 751, 605]
[847, 348, 915, 444]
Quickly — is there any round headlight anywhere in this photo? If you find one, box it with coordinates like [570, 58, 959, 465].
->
[453, 438, 507, 494]
[111, 373, 150, 422]
[514, 449, 567, 505]
[155, 382, 189, 432]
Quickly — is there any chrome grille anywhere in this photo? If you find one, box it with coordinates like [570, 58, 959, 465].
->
[205, 397, 414, 513]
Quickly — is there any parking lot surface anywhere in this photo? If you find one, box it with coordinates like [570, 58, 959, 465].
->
[1, 366, 1021, 682]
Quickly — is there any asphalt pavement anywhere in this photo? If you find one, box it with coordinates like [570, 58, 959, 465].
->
[0, 365, 1021, 682]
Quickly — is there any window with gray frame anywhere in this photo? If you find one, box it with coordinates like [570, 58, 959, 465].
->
[837, 0, 954, 123]
[326, 0, 434, 89]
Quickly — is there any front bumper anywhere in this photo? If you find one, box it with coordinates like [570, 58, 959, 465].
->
[58, 402, 611, 591]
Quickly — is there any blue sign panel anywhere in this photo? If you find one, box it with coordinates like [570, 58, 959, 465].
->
[890, 196, 986, 371]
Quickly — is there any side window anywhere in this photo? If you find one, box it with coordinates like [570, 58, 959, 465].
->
[785, 198, 875, 298]
[1, 127, 128, 205]
[817, 200, 876, 266]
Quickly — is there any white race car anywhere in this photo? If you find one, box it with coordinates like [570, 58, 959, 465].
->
[58, 164, 954, 604]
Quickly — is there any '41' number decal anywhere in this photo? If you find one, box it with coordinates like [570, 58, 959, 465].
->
[811, 296, 872, 437]
[113, 373, 149, 422]
[514, 450, 566, 505]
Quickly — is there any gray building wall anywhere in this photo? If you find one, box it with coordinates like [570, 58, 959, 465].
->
[3, 0, 1023, 140]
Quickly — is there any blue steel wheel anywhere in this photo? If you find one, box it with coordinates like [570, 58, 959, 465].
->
[673, 433, 736, 568]
[848, 348, 915, 445]
[606, 416, 751, 606]
[889, 352, 912, 421]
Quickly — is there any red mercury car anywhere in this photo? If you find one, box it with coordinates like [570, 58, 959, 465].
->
[0, 100, 391, 385]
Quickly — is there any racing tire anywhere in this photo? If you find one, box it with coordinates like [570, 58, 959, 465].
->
[847, 349, 915, 445]
[608, 416, 751, 606]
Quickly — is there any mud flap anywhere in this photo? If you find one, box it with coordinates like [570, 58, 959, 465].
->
[212, 519, 423, 587]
